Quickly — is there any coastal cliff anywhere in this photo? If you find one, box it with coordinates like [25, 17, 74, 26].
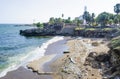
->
[20, 23, 120, 38]
[104, 36, 120, 79]
[50, 36, 120, 79]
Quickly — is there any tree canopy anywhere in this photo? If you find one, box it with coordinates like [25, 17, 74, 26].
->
[83, 11, 91, 24]
[114, 4, 120, 14]
[34, 4, 120, 27]
[96, 12, 110, 26]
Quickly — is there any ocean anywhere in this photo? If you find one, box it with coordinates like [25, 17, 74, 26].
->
[0, 24, 63, 77]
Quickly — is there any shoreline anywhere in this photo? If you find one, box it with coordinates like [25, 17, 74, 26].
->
[0, 37, 110, 79]
[50, 37, 110, 79]
[27, 37, 69, 74]
[0, 36, 69, 79]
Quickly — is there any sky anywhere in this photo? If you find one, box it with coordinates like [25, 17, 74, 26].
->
[0, 0, 119, 24]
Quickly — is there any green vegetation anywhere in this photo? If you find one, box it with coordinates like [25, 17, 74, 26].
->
[83, 11, 91, 25]
[114, 4, 120, 14]
[96, 12, 120, 26]
[96, 12, 110, 26]
[75, 27, 97, 31]
[64, 17, 72, 23]
[110, 36, 120, 49]
[85, 28, 96, 31]
[102, 28, 113, 31]
[33, 3, 120, 28]
[75, 27, 119, 32]
[34, 22, 44, 29]
[49, 17, 55, 24]
[75, 27, 84, 30]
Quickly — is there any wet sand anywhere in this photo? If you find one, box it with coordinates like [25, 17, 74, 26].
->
[0, 67, 52, 79]
[0, 37, 110, 79]
[0, 37, 68, 79]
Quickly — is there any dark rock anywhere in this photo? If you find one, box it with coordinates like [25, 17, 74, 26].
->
[113, 49, 120, 56]
[88, 52, 97, 57]
[95, 54, 110, 62]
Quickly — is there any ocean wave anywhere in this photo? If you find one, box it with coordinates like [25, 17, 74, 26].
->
[0, 36, 64, 78]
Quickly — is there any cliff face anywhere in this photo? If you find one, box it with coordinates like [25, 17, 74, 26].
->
[105, 36, 120, 78]
[109, 36, 120, 66]
[20, 24, 120, 37]
[20, 23, 64, 36]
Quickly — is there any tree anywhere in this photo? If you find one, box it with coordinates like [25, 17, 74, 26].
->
[57, 18, 63, 23]
[96, 12, 110, 26]
[36, 22, 40, 27]
[113, 15, 120, 24]
[36, 22, 44, 28]
[49, 17, 55, 24]
[114, 4, 120, 14]
[108, 19, 113, 25]
[64, 17, 72, 23]
[114, 4, 120, 25]
[83, 11, 91, 25]
[77, 20, 81, 27]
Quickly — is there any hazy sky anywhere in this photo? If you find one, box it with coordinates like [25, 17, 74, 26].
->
[0, 0, 119, 24]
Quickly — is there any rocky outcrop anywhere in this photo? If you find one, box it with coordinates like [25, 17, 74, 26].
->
[20, 23, 64, 36]
[83, 36, 120, 79]
[74, 27, 118, 38]
[84, 52, 111, 69]
[109, 38, 120, 77]
[20, 28, 56, 36]
[20, 24, 120, 38]
[98, 36, 120, 79]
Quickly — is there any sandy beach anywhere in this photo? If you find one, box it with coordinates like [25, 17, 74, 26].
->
[0, 37, 69, 79]
[0, 37, 110, 79]
[50, 38, 110, 79]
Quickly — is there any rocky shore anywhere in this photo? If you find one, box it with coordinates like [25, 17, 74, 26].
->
[50, 36, 120, 79]
[20, 23, 120, 38]
[1, 36, 120, 79]
[50, 38, 110, 79]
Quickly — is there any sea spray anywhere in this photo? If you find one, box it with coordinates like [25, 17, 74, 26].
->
[21, 36, 64, 64]
[0, 36, 64, 78]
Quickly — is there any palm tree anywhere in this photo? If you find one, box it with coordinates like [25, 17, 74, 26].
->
[114, 4, 120, 15]
[114, 4, 120, 25]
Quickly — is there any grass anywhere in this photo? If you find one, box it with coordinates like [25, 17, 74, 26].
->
[75, 27, 84, 30]
[75, 27, 97, 31]
[102, 28, 113, 31]
[85, 28, 96, 31]
[110, 36, 120, 49]
[114, 46, 120, 51]
[75, 27, 120, 33]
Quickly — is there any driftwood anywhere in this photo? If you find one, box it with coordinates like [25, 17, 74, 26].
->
[63, 51, 70, 54]
[69, 57, 76, 64]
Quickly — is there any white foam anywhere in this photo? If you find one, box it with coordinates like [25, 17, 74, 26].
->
[0, 36, 64, 78]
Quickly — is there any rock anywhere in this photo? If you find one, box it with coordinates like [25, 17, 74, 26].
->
[95, 53, 110, 62]
[92, 42, 99, 46]
[88, 52, 97, 58]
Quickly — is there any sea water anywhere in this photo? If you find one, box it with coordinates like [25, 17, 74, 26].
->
[0, 24, 64, 77]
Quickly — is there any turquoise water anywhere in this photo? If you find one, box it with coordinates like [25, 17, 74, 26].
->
[0, 24, 51, 76]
